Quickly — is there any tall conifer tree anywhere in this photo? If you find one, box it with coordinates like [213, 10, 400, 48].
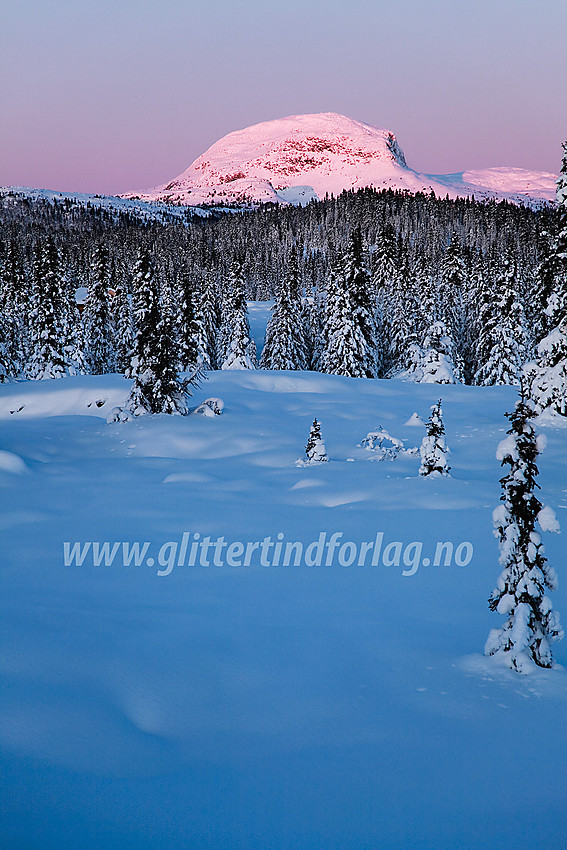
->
[486, 398, 563, 671]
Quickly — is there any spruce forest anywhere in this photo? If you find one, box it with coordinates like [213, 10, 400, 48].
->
[1, 181, 565, 401]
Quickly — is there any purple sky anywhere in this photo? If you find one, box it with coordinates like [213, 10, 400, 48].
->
[1, 0, 566, 195]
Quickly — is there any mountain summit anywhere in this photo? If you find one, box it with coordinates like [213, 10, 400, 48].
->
[123, 112, 556, 207]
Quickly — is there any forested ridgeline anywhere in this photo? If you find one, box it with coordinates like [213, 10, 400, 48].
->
[0, 184, 564, 394]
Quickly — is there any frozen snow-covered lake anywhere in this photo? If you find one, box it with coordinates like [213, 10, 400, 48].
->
[1, 369, 567, 849]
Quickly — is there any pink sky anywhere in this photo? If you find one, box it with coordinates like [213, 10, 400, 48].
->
[1, 0, 566, 195]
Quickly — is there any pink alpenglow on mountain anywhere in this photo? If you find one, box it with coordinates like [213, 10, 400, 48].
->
[122, 112, 557, 207]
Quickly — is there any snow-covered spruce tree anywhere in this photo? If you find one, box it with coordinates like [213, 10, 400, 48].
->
[372, 225, 398, 376]
[298, 288, 316, 369]
[260, 249, 308, 370]
[221, 259, 257, 370]
[0, 239, 28, 373]
[62, 287, 86, 377]
[470, 254, 496, 379]
[343, 228, 378, 377]
[463, 252, 490, 382]
[474, 253, 525, 386]
[175, 273, 201, 372]
[113, 282, 133, 374]
[305, 418, 328, 463]
[53, 244, 86, 377]
[412, 254, 436, 342]
[305, 286, 325, 371]
[192, 301, 215, 372]
[542, 200, 567, 331]
[372, 225, 397, 295]
[195, 271, 221, 370]
[438, 235, 466, 347]
[126, 248, 194, 416]
[0, 239, 26, 316]
[27, 239, 69, 379]
[516, 259, 538, 364]
[84, 244, 115, 374]
[526, 142, 567, 415]
[383, 251, 422, 376]
[557, 140, 567, 264]
[526, 327, 567, 416]
[322, 257, 366, 377]
[531, 229, 563, 344]
[485, 398, 563, 671]
[409, 320, 463, 384]
[419, 400, 450, 476]
[0, 312, 13, 382]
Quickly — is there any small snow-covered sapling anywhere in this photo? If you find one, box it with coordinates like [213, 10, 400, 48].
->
[305, 418, 328, 463]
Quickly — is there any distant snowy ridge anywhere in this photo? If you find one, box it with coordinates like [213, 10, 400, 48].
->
[0, 186, 208, 224]
[121, 112, 557, 208]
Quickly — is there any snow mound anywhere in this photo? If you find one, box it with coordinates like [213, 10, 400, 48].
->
[0, 450, 28, 474]
[194, 397, 224, 416]
[106, 406, 134, 424]
[404, 412, 424, 426]
[360, 428, 405, 460]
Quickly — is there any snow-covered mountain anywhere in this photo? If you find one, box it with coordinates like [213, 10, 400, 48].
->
[122, 112, 557, 207]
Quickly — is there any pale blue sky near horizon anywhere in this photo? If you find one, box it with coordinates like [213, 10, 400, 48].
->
[1, 0, 565, 194]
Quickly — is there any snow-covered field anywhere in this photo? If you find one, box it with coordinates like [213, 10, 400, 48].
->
[1, 369, 567, 849]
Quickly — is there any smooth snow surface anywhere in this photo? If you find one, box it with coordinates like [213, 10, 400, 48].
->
[122, 112, 556, 207]
[1, 370, 567, 848]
